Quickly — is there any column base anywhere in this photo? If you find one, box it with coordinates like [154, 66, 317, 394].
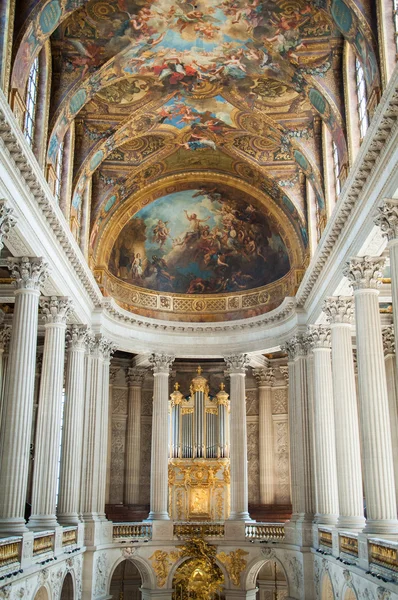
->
[337, 515, 366, 530]
[0, 518, 28, 535]
[147, 511, 170, 520]
[315, 514, 338, 526]
[57, 513, 81, 526]
[28, 515, 58, 529]
[363, 518, 398, 535]
[228, 512, 250, 521]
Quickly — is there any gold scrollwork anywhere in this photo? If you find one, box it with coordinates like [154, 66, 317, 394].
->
[149, 549, 180, 588]
[216, 549, 249, 587]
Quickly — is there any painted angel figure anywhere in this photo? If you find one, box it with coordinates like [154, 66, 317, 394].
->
[152, 219, 170, 247]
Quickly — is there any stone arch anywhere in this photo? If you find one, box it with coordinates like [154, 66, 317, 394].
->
[320, 571, 335, 600]
[244, 552, 290, 596]
[107, 553, 156, 593]
[342, 585, 358, 600]
[33, 586, 50, 600]
[166, 554, 230, 590]
[60, 572, 74, 600]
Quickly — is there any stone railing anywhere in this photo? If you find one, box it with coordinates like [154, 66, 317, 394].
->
[113, 523, 152, 540]
[0, 537, 21, 569]
[33, 533, 54, 556]
[369, 539, 398, 573]
[245, 523, 285, 541]
[339, 533, 359, 558]
[173, 522, 225, 539]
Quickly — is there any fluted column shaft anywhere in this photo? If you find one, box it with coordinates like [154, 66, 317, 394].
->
[345, 257, 398, 533]
[106, 366, 119, 504]
[323, 297, 365, 529]
[57, 326, 88, 525]
[0, 257, 48, 534]
[148, 354, 174, 520]
[0, 325, 11, 435]
[29, 297, 72, 528]
[382, 326, 398, 511]
[125, 368, 146, 505]
[253, 368, 275, 506]
[98, 351, 113, 519]
[309, 326, 339, 525]
[225, 354, 250, 521]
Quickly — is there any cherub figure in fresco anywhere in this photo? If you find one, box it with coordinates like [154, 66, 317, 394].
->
[166, 0, 219, 36]
[152, 220, 170, 247]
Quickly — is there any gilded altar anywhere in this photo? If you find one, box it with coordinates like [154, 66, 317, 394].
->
[168, 459, 230, 521]
[168, 367, 231, 521]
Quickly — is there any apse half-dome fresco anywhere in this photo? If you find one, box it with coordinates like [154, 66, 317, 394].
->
[108, 188, 290, 294]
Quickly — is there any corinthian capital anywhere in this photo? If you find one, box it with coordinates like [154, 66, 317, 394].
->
[0, 325, 12, 352]
[307, 325, 331, 349]
[66, 325, 89, 351]
[343, 256, 385, 291]
[127, 366, 147, 386]
[40, 296, 73, 325]
[89, 334, 117, 360]
[0, 200, 17, 250]
[374, 199, 398, 241]
[224, 354, 249, 374]
[253, 367, 275, 387]
[281, 334, 309, 360]
[382, 325, 395, 356]
[8, 257, 49, 291]
[323, 297, 354, 324]
[150, 353, 174, 374]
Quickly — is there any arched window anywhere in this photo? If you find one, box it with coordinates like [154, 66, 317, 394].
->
[24, 57, 39, 147]
[54, 142, 64, 204]
[394, 0, 398, 53]
[355, 58, 369, 141]
[332, 141, 341, 197]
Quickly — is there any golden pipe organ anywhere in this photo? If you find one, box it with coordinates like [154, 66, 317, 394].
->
[168, 368, 230, 521]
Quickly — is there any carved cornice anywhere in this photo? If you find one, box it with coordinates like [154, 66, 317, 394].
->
[252, 367, 275, 387]
[66, 324, 89, 351]
[224, 354, 250, 374]
[307, 325, 331, 349]
[149, 353, 174, 375]
[0, 199, 16, 250]
[127, 366, 147, 386]
[323, 296, 354, 324]
[40, 296, 73, 325]
[374, 199, 398, 241]
[8, 256, 49, 291]
[281, 334, 309, 360]
[382, 325, 395, 355]
[343, 256, 385, 291]
[0, 324, 11, 352]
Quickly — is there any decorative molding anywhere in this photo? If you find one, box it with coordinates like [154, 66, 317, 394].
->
[374, 199, 398, 241]
[307, 325, 331, 349]
[7, 256, 49, 290]
[252, 367, 275, 387]
[382, 325, 395, 356]
[0, 199, 16, 250]
[40, 296, 73, 325]
[343, 256, 385, 291]
[225, 354, 250, 374]
[149, 353, 174, 374]
[323, 296, 354, 324]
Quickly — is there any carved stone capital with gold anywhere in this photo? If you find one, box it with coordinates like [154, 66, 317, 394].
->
[343, 256, 385, 291]
[253, 367, 275, 387]
[323, 296, 354, 324]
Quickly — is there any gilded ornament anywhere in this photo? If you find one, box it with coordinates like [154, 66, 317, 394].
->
[216, 548, 249, 587]
[149, 550, 180, 588]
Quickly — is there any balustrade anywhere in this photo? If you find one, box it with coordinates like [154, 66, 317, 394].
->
[245, 523, 285, 541]
[113, 523, 152, 540]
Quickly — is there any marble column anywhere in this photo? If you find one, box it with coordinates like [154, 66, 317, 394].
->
[0, 324, 11, 430]
[29, 297, 73, 529]
[307, 326, 339, 525]
[344, 257, 398, 533]
[148, 354, 174, 520]
[225, 354, 250, 521]
[105, 365, 119, 505]
[57, 325, 89, 525]
[125, 367, 146, 505]
[281, 336, 315, 525]
[0, 257, 48, 534]
[253, 367, 275, 506]
[375, 198, 398, 374]
[382, 325, 398, 510]
[323, 297, 365, 529]
[81, 334, 116, 521]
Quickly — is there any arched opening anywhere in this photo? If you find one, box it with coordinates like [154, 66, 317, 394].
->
[33, 587, 49, 600]
[321, 572, 335, 600]
[109, 560, 143, 599]
[60, 572, 74, 600]
[256, 560, 288, 599]
[172, 556, 224, 600]
[343, 588, 357, 600]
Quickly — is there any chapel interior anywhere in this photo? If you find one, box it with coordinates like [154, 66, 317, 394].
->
[0, 0, 398, 598]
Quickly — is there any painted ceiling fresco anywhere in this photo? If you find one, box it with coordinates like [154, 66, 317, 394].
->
[10, 0, 380, 319]
[108, 188, 290, 294]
